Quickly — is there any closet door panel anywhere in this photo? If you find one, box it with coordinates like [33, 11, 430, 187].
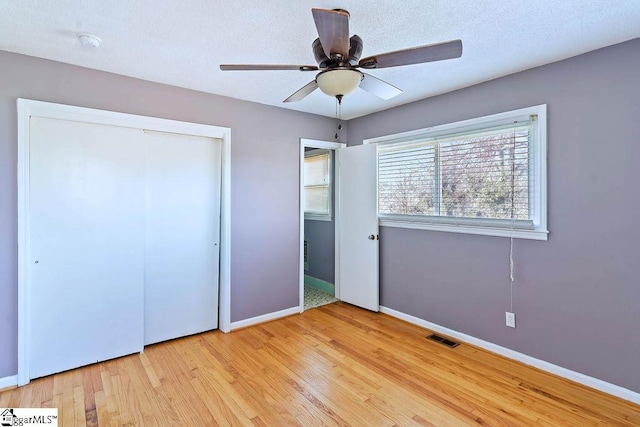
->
[143, 132, 221, 345]
[29, 117, 145, 379]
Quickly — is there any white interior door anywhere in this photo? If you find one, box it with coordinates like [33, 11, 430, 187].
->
[143, 131, 222, 345]
[29, 117, 145, 379]
[338, 143, 379, 311]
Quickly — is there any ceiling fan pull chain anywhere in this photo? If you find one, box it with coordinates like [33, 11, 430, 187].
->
[335, 96, 339, 139]
[335, 94, 343, 139]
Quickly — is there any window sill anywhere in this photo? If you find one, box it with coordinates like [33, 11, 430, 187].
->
[305, 214, 333, 222]
[379, 219, 548, 240]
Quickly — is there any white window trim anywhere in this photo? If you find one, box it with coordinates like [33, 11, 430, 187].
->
[365, 105, 548, 241]
[303, 148, 333, 221]
[305, 213, 333, 222]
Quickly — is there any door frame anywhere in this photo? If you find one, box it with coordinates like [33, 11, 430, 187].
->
[299, 138, 346, 312]
[17, 99, 232, 386]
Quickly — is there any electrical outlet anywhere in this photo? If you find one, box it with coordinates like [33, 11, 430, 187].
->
[505, 312, 516, 328]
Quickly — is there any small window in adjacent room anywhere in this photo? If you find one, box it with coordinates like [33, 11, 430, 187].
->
[375, 105, 548, 240]
[304, 149, 332, 221]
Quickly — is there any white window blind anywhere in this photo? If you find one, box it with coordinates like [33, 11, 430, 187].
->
[378, 107, 546, 239]
[304, 151, 331, 219]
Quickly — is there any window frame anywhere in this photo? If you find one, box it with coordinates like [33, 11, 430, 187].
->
[366, 105, 548, 240]
[303, 148, 333, 222]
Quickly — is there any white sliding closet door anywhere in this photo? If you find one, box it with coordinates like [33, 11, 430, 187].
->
[29, 117, 145, 379]
[143, 131, 222, 345]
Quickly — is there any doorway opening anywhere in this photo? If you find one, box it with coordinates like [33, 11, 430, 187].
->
[299, 139, 345, 311]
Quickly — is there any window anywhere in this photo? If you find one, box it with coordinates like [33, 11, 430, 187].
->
[304, 149, 332, 221]
[374, 105, 547, 240]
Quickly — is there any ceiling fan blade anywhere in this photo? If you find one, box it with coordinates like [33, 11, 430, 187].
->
[359, 73, 403, 100]
[312, 8, 350, 60]
[359, 39, 463, 69]
[283, 80, 319, 103]
[220, 64, 318, 71]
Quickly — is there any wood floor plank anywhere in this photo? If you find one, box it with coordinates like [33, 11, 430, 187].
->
[1, 302, 638, 426]
[15, 379, 35, 408]
[93, 390, 109, 427]
[50, 392, 63, 424]
[138, 352, 161, 389]
[61, 388, 76, 427]
[81, 369, 96, 416]
[72, 386, 87, 426]
[100, 369, 121, 426]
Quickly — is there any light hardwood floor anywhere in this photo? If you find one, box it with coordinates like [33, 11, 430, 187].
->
[2, 302, 639, 426]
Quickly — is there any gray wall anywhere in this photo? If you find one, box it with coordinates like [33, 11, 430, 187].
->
[348, 38, 640, 393]
[0, 50, 337, 378]
[303, 219, 335, 284]
[304, 151, 335, 284]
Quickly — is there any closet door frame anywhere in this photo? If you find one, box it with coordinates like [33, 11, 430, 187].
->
[17, 99, 232, 386]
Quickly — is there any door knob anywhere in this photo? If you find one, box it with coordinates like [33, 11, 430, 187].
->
[368, 234, 375, 240]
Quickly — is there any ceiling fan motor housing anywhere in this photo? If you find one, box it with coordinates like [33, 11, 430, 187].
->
[313, 35, 364, 68]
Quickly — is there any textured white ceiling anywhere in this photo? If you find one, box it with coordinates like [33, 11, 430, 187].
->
[1, 1, 639, 119]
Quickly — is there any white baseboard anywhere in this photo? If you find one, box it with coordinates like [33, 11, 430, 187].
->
[379, 306, 640, 405]
[0, 375, 18, 390]
[230, 306, 300, 331]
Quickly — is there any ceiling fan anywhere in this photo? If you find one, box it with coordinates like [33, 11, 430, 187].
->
[220, 8, 463, 103]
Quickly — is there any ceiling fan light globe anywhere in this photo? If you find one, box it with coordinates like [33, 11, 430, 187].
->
[316, 69, 362, 97]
